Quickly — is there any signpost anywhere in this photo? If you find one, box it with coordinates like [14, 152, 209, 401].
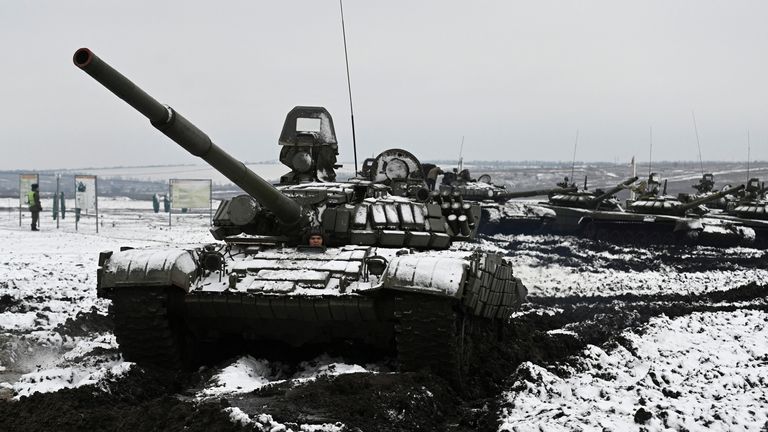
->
[19, 173, 39, 227]
[168, 179, 212, 227]
[74, 175, 99, 232]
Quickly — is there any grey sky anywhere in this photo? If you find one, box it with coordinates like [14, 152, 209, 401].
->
[2, 1, 767, 170]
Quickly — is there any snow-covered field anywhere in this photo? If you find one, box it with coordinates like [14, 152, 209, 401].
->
[500, 310, 768, 431]
[1, 197, 767, 431]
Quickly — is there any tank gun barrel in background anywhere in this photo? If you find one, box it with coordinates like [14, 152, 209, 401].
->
[503, 186, 577, 199]
[679, 184, 744, 212]
[591, 176, 639, 203]
[73, 48, 302, 224]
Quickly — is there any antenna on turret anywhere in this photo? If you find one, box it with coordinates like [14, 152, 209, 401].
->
[648, 126, 653, 177]
[629, 156, 637, 200]
[457, 136, 465, 172]
[570, 129, 579, 185]
[691, 111, 704, 175]
[747, 129, 751, 184]
[339, 0, 358, 176]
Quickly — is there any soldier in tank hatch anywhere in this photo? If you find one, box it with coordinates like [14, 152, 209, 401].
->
[426, 166, 443, 191]
[27, 183, 41, 231]
[303, 227, 326, 249]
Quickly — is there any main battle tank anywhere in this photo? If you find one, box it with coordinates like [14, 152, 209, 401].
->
[708, 178, 768, 246]
[431, 167, 575, 235]
[678, 173, 738, 211]
[438, 168, 574, 203]
[542, 173, 751, 245]
[540, 176, 637, 233]
[74, 48, 527, 387]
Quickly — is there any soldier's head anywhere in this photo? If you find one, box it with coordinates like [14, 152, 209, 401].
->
[31, 183, 38, 191]
[306, 228, 324, 247]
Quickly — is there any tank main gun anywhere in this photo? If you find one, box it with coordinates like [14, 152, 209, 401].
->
[678, 184, 745, 213]
[502, 186, 577, 199]
[73, 48, 302, 225]
[591, 176, 639, 204]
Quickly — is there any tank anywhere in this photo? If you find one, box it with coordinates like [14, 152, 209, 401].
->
[438, 167, 574, 203]
[74, 48, 527, 388]
[542, 173, 752, 246]
[547, 176, 639, 211]
[678, 173, 737, 211]
[707, 178, 768, 246]
[429, 167, 576, 235]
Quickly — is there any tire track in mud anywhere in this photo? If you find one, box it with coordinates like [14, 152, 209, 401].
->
[509, 282, 768, 367]
[501, 235, 768, 272]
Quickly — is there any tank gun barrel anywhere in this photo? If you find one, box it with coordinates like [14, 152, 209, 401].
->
[503, 186, 577, 199]
[73, 48, 302, 224]
[679, 184, 744, 212]
[591, 176, 639, 203]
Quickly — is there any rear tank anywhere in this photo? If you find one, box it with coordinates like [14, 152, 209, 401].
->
[432, 167, 576, 235]
[74, 48, 527, 388]
[678, 173, 737, 211]
[707, 178, 768, 246]
[542, 173, 753, 246]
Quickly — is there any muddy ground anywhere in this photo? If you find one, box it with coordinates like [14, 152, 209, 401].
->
[1, 237, 767, 432]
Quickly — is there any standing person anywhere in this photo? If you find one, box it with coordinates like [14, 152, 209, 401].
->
[426, 166, 443, 191]
[27, 183, 41, 231]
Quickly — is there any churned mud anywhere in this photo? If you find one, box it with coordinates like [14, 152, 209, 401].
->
[2, 234, 767, 431]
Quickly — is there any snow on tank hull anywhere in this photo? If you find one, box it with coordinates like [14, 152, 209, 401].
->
[97, 244, 526, 385]
[706, 206, 768, 247]
[476, 201, 554, 235]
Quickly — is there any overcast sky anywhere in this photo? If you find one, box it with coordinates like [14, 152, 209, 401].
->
[2, 1, 767, 170]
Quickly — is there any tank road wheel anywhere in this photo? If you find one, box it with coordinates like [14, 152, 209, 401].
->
[394, 295, 474, 391]
[109, 286, 192, 369]
[679, 229, 700, 245]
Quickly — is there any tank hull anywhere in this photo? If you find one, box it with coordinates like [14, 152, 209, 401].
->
[99, 244, 527, 386]
[540, 204, 754, 247]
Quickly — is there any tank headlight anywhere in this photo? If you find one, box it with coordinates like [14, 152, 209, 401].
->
[365, 256, 388, 276]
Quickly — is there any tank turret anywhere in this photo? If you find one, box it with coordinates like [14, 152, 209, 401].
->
[74, 48, 473, 248]
[629, 184, 744, 216]
[548, 176, 638, 210]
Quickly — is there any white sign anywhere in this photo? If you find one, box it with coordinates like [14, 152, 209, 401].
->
[170, 179, 211, 209]
[19, 174, 38, 206]
[75, 175, 97, 210]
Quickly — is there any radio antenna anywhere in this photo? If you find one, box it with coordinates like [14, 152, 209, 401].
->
[570, 129, 579, 183]
[457, 136, 465, 172]
[339, 0, 358, 175]
[691, 111, 704, 175]
[648, 126, 653, 177]
[747, 129, 751, 183]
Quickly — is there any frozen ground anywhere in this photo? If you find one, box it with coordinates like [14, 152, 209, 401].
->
[0, 198, 767, 431]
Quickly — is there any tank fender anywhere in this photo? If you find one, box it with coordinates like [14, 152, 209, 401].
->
[673, 219, 703, 232]
[378, 255, 468, 298]
[98, 248, 199, 295]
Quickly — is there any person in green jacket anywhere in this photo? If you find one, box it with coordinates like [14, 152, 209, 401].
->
[27, 183, 41, 231]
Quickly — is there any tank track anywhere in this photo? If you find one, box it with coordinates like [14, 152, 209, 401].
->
[393, 254, 525, 390]
[394, 295, 471, 388]
[109, 287, 187, 368]
[582, 222, 686, 246]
